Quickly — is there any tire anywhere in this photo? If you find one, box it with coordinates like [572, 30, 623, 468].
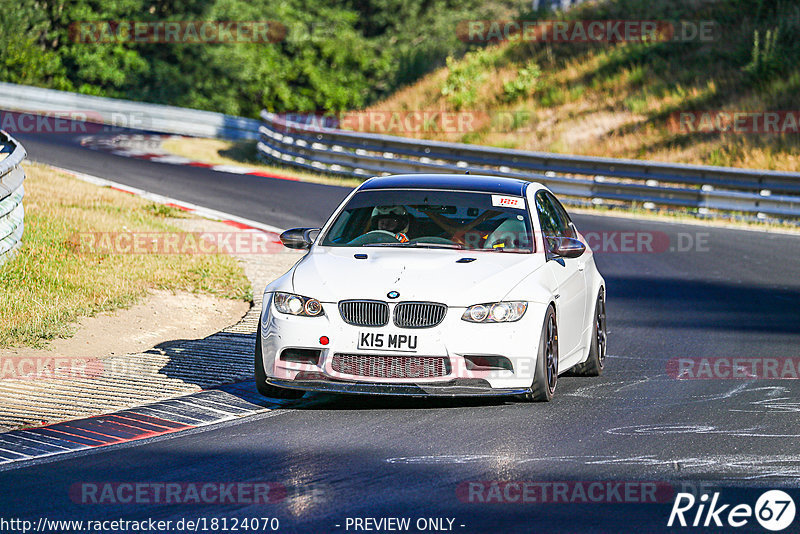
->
[255, 324, 305, 399]
[522, 305, 558, 402]
[570, 289, 607, 377]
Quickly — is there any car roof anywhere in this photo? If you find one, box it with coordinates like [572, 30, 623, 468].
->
[359, 174, 538, 196]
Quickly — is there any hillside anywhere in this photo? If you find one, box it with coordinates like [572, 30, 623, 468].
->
[357, 0, 800, 171]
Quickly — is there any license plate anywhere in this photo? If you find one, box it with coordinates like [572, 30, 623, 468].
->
[358, 332, 418, 353]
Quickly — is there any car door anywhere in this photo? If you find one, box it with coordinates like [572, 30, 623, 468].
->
[534, 190, 588, 358]
[547, 192, 592, 332]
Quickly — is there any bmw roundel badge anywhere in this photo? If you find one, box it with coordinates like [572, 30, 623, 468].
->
[387, 291, 400, 299]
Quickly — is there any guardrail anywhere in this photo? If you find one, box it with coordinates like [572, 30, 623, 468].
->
[0, 82, 260, 140]
[257, 111, 800, 219]
[0, 130, 26, 266]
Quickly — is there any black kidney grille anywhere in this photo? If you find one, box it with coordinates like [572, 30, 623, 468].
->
[393, 302, 447, 328]
[339, 300, 389, 327]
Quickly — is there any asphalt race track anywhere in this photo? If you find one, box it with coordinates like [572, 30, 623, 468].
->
[3, 126, 800, 532]
[13, 129, 349, 229]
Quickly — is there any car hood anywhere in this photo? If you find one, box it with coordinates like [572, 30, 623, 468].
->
[289, 246, 544, 306]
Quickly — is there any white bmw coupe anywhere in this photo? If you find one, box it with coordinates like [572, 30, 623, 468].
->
[256, 174, 606, 401]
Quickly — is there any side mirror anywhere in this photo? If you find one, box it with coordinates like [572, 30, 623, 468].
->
[280, 228, 320, 250]
[547, 236, 586, 259]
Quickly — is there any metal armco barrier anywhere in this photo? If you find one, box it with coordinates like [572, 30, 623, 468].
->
[0, 82, 260, 140]
[258, 111, 800, 219]
[0, 130, 26, 266]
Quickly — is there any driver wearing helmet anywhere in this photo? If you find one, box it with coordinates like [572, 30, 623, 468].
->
[371, 206, 410, 243]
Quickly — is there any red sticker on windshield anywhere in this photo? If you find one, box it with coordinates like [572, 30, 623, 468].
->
[491, 195, 525, 209]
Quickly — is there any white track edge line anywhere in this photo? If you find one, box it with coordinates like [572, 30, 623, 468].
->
[46, 164, 286, 235]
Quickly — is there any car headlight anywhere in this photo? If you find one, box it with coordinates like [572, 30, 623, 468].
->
[462, 301, 527, 323]
[273, 292, 325, 317]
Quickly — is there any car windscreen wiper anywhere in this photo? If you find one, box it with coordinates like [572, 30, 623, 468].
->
[361, 242, 464, 249]
[401, 242, 464, 249]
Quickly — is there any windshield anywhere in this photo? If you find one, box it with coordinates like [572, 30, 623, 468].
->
[320, 189, 534, 252]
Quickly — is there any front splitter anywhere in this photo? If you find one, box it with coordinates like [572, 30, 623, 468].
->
[267, 377, 529, 397]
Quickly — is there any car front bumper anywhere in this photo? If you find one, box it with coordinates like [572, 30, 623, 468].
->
[259, 294, 549, 397]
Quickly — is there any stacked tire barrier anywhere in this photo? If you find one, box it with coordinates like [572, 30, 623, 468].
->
[0, 130, 25, 266]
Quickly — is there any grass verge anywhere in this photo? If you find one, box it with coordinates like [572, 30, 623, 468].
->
[0, 162, 251, 348]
